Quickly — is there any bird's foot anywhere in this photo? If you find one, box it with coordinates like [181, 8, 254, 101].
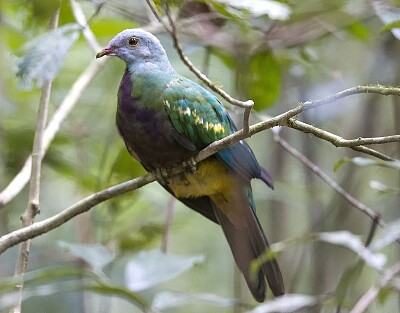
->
[182, 157, 197, 173]
[154, 167, 170, 185]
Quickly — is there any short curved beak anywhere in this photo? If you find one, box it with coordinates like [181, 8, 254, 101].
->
[96, 46, 113, 59]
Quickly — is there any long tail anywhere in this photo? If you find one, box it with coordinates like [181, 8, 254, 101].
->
[211, 185, 284, 302]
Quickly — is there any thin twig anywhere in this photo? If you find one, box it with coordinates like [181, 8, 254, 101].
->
[287, 119, 397, 161]
[9, 3, 61, 313]
[70, 0, 101, 52]
[289, 119, 400, 147]
[349, 261, 400, 313]
[0, 173, 156, 254]
[273, 131, 385, 227]
[199, 85, 400, 162]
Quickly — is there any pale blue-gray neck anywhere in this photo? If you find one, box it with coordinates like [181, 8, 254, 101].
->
[126, 56, 175, 77]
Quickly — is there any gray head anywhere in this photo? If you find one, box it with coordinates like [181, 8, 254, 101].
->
[96, 28, 173, 73]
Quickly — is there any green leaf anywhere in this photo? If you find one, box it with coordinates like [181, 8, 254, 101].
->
[0, 267, 147, 310]
[335, 262, 365, 304]
[371, 219, 400, 250]
[248, 294, 317, 313]
[381, 20, 400, 32]
[125, 250, 204, 291]
[152, 292, 236, 310]
[346, 22, 370, 41]
[247, 51, 281, 110]
[58, 241, 115, 271]
[45, 147, 98, 190]
[318, 231, 386, 270]
[334, 157, 400, 172]
[372, 0, 400, 40]
[206, 0, 246, 25]
[109, 147, 146, 181]
[83, 283, 147, 309]
[17, 23, 80, 89]
[377, 286, 395, 305]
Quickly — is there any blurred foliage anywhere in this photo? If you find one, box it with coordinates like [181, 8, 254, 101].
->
[0, 0, 400, 312]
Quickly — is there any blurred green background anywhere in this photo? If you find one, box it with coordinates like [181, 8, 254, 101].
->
[0, 0, 399, 312]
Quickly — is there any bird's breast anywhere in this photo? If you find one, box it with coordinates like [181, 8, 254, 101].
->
[167, 158, 233, 198]
[116, 70, 195, 167]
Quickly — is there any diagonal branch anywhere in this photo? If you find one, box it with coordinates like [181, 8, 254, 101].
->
[70, 0, 101, 52]
[199, 85, 400, 162]
[287, 119, 397, 161]
[273, 130, 385, 227]
[0, 172, 157, 254]
[2, 84, 400, 254]
[0, 79, 400, 253]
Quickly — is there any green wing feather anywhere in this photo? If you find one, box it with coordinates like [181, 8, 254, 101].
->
[162, 76, 232, 149]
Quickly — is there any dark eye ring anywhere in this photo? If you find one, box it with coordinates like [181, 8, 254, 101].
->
[128, 36, 139, 46]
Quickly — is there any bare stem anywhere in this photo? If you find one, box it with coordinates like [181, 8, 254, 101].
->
[287, 119, 397, 161]
[0, 173, 157, 254]
[273, 132, 385, 227]
[10, 3, 61, 312]
[70, 0, 101, 52]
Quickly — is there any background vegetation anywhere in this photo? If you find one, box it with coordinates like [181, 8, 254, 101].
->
[0, 0, 399, 312]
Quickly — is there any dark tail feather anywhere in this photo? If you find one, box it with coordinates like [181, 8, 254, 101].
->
[249, 209, 285, 297]
[211, 200, 284, 302]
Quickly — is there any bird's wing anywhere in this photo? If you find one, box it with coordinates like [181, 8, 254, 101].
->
[162, 76, 229, 147]
[162, 76, 269, 184]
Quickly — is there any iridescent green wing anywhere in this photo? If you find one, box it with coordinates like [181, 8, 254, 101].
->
[162, 75, 264, 182]
[162, 76, 232, 149]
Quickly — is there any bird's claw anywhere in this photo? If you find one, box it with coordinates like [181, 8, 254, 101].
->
[154, 167, 169, 185]
[182, 158, 197, 173]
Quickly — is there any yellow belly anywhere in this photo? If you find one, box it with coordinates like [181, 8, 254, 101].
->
[167, 158, 233, 199]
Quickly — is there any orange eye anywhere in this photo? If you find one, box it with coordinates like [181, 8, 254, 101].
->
[128, 36, 139, 46]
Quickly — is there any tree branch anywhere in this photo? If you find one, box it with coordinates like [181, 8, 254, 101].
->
[273, 130, 385, 227]
[10, 3, 61, 313]
[2, 84, 400, 254]
[287, 119, 397, 161]
[199, 85, 400, 162]
[0, 172, 156, 254]
[70, 0, 101, 52]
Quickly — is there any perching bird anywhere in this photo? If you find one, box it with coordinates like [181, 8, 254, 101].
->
[96, 28, 284, 302]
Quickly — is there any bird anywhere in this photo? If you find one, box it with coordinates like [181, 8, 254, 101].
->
[96, 28, 284, 302]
